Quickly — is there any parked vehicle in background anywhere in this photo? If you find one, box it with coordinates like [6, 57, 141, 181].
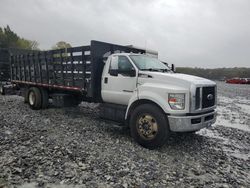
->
[226, 77, 250, 84]
[0, 40, 217, 149]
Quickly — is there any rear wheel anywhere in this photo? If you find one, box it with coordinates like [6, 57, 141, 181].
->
[69, 95, 82, 107]
[40, 88, 49, 109]
[24, 88, 29, 103]
[28, 87, 42, 110]
[130, 104, 170, 149]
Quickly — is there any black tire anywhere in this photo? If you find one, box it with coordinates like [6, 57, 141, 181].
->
[0, 85, 5, 95]
[28, 87, 42, 110]
[72, 99, 82, 106]
[40, 88, 49, 109]
[184, 131, 196, 134]
[70, 95, 82, 107]
[175, 131, 196, 137]
[24, 88, 29, 103]
[129, 104, 170, 149]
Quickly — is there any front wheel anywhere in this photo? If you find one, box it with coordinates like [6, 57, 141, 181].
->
[129, 104, 170, 149]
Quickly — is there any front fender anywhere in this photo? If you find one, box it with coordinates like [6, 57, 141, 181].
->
[125, 91, 139, 119]
[125, 83, 189, 120]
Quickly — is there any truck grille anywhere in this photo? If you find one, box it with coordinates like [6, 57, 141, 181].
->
[202, 86, 215, 108]
[195, 86, 215, 110]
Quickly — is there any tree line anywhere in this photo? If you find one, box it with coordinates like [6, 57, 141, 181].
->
[176, 67, 250, 80]
[0, 25, 39, 50]
[0, 25, 71, 50]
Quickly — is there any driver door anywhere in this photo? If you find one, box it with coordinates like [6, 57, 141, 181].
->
[102, 55, 137, 105]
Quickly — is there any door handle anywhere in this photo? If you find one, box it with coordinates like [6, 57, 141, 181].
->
[123, 90, 133, 93]
[104, 77, 108, 84]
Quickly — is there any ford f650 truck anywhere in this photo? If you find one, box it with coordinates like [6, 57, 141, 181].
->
[2, 40, 217, 149]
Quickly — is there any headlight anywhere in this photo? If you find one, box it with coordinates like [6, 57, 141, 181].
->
[168, 93, 185, 110]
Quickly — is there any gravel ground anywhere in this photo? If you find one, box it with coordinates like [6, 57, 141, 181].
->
[0, 82, 249, 188]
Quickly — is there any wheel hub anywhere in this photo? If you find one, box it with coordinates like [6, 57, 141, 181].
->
[137, 114, 158, 140]
[29, 91, 35, 106]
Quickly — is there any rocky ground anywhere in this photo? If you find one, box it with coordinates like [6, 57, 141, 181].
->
[0, 82, 249, 188]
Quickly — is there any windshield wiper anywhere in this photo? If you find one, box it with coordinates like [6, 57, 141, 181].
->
[159, 68, 171, 72]
[140, 68, 162, 72]
[140, 68, 170, 72]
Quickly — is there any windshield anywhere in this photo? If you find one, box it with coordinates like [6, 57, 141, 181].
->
[129, 55, 171, 72]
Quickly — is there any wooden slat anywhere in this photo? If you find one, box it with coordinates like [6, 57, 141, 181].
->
[19, 55, 22, 81]
[10, 56, 13, 80]
[67, 46, 90, 53]
[27, 54, 31, 82]
[70, 51, 75, 86]
[60, 49, 65, 85]
[32, 53, 37, 82]
[44, 51, 49, 84]
[23, 54, 27, 81]
[82, 48, 86, 89]
[14, 56, 18, 80]
[52, 55, 90, 62]
[37, 52, 41, 83]
[50, 51, 56, 84]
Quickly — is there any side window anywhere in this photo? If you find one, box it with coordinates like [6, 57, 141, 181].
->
[110, 56, 118, 70]
[109, 56, 135, 76]
[118, 56, 134, 71]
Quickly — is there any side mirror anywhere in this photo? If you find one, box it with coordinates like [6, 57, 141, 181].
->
[128, 69, 136, 77]
[109, 69, 118, 76]
[171, 64, 176, 72]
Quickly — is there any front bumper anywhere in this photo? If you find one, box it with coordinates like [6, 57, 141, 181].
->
[168, 110, 217, 132]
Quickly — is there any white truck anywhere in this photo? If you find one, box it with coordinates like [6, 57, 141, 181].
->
[5, 40, 217, 149]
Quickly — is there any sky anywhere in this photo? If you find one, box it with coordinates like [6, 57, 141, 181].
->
[0, 0, 250, 68]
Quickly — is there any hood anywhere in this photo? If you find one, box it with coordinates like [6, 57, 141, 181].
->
[138, 72, 216, 89]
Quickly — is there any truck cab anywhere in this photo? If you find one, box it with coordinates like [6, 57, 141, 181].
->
[101, 53, 217, 148]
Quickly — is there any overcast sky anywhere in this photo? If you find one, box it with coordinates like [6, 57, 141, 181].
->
[0, 0, 249, 68]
